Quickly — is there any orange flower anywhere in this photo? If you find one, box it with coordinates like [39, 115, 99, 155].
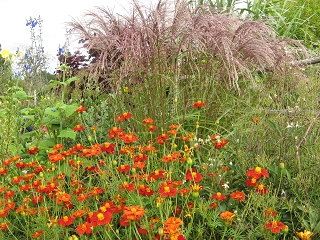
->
[122, 206, 145, 221]
[230, 190, 245, 202]
[76, 222, 93, 235]
[163, 217, 183, 236]
[192, 100, 206, 108]
[142, 118, 153, 125]
[56, 193, 71, 204]
[212, 192, 227, 201]
[32, 230, 44, 238]
[296, 230, 313, 240]
[252, 117, 259, 123]
[53, 143, 64, 151]
[265, 220, 287, 233]
[57, 216, 74, 226]
[220, 211, 235, 225]
[72, 209, 86, 218]
[120, 133, 139, 144]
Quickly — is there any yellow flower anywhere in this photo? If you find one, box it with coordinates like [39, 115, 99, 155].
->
[1, 49, 10, 59]
[296, 230, 313, 240]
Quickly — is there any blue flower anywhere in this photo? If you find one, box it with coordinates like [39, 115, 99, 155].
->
[31, 18, 38, 28]
[26, 19, 31, 26]
[57, 47, 65, 55]
[14, 72, 20, 78]
[24, 54, 28, 60]
[25, 65, 32, 71]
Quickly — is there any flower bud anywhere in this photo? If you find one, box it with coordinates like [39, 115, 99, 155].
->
[279, 163, 285, 169]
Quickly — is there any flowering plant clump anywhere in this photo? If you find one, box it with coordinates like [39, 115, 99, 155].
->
[0, 97, 313, 240]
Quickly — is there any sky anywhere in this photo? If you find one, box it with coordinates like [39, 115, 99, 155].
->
[0, 0, 158, 72]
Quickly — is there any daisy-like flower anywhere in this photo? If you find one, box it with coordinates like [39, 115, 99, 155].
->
[76, 222, 93, 235]
[255, 183, 268, 194]
[185, 168, 203, 182]
[90, 211, 112, 226]
[246, 167, 269, 179]
[31, 230, 44, 239]
[57, 216, 74, 226]
[296, 230, 313, 240]
[28, 147, 39, 155]
[230, 190, 245, 202]
[212, 192, 227, 201]
[265, 220, 287, 233]
[73, 125, 85, 132]
[192, 100, 206, 108]
[75, 106, 86, 113]
[158, 182, 177, 198]
[220, 211, 235, 225]
[122, 206, 145, 221]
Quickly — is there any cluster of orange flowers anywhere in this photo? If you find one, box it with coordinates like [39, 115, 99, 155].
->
[0, 104, 312, 239]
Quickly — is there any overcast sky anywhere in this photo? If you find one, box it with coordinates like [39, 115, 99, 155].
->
[0, 0, 158, 72]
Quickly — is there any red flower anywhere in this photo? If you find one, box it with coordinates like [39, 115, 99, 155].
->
[28, 147, 39, 155]
[0, 222, 9, 230]
[90, 211, 112, 226]
[73, 125, 85, 132]
[119, 182, 135, 191]
[101, 142, 116, 154]
[138, 184, 154, 196]
[57, 216, 74, 226]
[185, 169, 203, 182]
[108, 127, 123, 138]
[255, 183, 268, 194]
[75, 106, 86, 113]
[210, 202, 217, 210]
[265, 220, 287, 233]
[230, 190, 245, 202]
[120, 133, 139, 144]
[118, 164, 130, 173]
[246, 167, 269, 179]
[115, 112, 132, 121]
[246, 178, 257, 187]
[76, 222, 93, 235]
[214, 139, 229, 149]
[158, 182, 177, 198]
[192, 100, 206, 108]
[265, 208, 277, 217]
[212, 192, 227, 201]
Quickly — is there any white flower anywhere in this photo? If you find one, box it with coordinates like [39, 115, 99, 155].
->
[222, 182, 229, 190]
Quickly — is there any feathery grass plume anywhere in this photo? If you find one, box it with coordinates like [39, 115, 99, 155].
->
[68, 0, 307, 92]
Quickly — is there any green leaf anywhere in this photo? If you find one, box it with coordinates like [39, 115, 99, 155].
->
[65, 104, 79, 117]
[65, 77, 77, 85]
[38, 139, 56, 149]
[45, 107, 59, 118]
[13, 90, 28, 99]
[58, 129, 76, 140]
